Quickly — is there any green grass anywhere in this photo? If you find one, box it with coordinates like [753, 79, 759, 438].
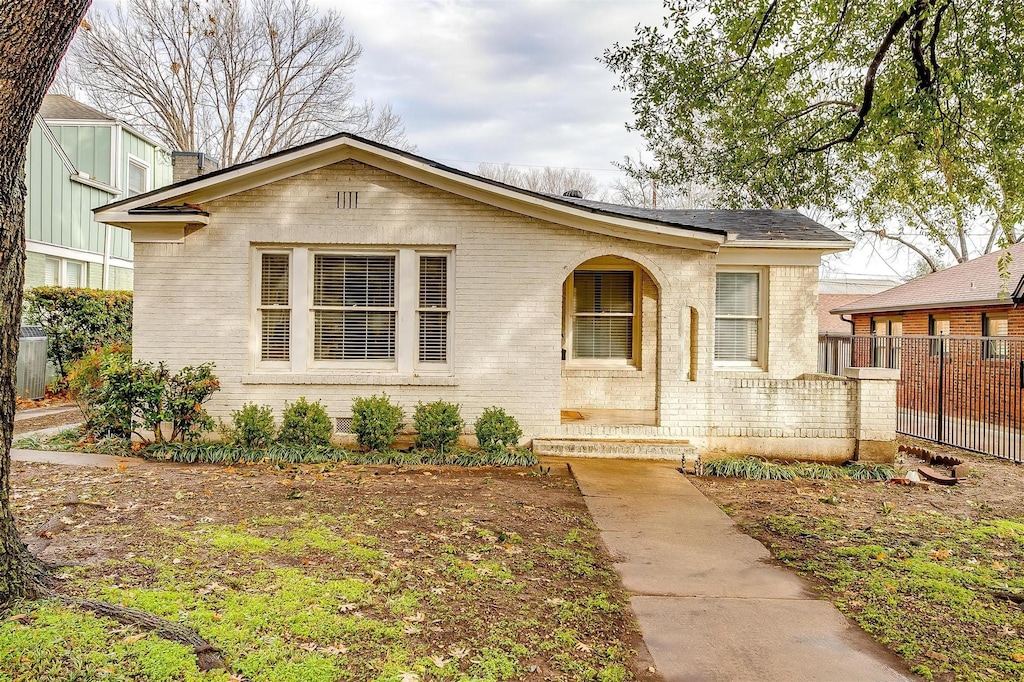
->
[700, 456, 895, 481]
[762, 512, 1024, 680]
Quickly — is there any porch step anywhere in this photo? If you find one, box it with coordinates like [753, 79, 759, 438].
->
[533, 437, 699, 462]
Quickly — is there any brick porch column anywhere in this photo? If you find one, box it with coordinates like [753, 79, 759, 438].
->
[844, 367, 901, 463]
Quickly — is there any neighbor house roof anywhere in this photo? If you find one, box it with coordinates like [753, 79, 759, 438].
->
[39, 94, 116, 122]
[832, 243, 1024, 315]
[819, 294, 863, 333]
[95, 132, 852, 252]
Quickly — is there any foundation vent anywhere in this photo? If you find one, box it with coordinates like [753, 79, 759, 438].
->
[335, 417, 354, 433]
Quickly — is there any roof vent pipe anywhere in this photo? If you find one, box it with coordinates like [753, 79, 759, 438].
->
[562, 189, 584, 198]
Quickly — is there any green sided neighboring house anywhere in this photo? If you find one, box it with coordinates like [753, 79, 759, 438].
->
[24, 94, 173, 291]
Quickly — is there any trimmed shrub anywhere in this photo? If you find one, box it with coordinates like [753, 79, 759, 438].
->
[413, 400, 464, 454]
[278, 397, 333, 447]
[228, 403, 277, 449]
[25, 287, 132, 380]
[474, 407, 523, 453]
[351, 393, 404, 452]
[67, 343, 132, 435]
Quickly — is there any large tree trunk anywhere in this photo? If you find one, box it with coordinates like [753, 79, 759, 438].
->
[0, 0, 91, 606]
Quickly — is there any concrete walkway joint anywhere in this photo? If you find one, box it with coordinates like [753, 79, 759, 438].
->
[549, 457, 914, 682]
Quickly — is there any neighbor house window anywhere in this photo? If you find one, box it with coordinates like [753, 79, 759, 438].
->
[870, 316, 902, 369]
[254, 247, 452, 372]
[929, 314, 951, 356]
[43, 256, 87, 287]
[715, 271, 762, 365]
[983, 313, 1009, 359]
[571, 270, 635, 361]
[127, 158, 149, 197]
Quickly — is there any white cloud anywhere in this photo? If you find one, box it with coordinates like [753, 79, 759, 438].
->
[319, 0, 665, 177]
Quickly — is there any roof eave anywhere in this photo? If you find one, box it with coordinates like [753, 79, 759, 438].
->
[831, 298, 1017, 316]
[722, 238, 853, 252]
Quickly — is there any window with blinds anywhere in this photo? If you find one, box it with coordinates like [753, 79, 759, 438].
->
[418, 255, 449, 363]
[259, 252, 291, 361]
[313, 254, 396, 361]
[572, 271, 634, 360]
[715, 272, 760, 363]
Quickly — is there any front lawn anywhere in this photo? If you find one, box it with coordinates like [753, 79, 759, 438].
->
[4, 459, 658, 681]
[693, 440, 1024, 682]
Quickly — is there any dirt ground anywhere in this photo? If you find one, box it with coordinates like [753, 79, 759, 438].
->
[693, 437, 1024, 530]
[7, 458, 661, 681]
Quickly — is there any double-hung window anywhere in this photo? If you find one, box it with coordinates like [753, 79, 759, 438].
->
[312, 254, 396, 362]
[254, 247, 452, 373]
[714, 271, 762, 366]
[127, 157, 149, 197]
[569, 270, 636, 363]
[983, 313, 1009, 360]
[258, 252, 291, 363]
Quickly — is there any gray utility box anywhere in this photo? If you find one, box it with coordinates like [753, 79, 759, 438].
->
[16, 326, 48, 400]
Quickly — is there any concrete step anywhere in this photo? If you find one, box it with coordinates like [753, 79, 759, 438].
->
[533, 437, 699, 462]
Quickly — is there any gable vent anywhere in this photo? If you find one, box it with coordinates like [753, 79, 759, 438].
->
[337, 191, 359, 209]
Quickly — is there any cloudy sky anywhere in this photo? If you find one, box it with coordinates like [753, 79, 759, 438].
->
[330, 0, 664, 180]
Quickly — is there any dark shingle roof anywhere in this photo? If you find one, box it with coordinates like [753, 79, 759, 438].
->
[546, 195, 847, 242]
[39, 94, 116, 122]
[832, 243, 1024, 314]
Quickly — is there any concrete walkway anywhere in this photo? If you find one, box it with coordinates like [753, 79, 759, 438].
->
[554, 457, 914, 682]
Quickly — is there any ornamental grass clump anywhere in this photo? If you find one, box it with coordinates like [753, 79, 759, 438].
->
[277, 397, 333, 447]
[701, 457, 895, 481]
[474, 407, 523, 454]
[412, 400, 464, 454]
[351, 393, 404, 452]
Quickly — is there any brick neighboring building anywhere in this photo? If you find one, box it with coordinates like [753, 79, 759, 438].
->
[831, 244, 1024, 338]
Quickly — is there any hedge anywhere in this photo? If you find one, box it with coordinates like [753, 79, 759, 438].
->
[24, 287, 132, 380]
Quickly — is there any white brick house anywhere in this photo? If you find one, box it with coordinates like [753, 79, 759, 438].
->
[94, 134, 898, 462]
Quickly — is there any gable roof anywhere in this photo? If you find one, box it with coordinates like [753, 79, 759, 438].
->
[832, 243, 1024, 315]
[39, 94, 116, 122]
[94, 131, 851, 251]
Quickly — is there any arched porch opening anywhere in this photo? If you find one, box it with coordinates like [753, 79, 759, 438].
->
[560, 255, 660, 426]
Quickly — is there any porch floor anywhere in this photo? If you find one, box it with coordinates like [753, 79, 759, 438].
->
[560, 408, 659, 426]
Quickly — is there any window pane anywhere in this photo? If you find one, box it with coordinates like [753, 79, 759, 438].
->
[261, 253, 289, 306]
[261, 309, 290, 361]
[715, 318, 758, 362]
[419, 311, 447, 362]
[574, 316, 633, 359]
[314, 255, 395, 307]
[987, 317, 1008, 337]
[44, 258, 59, 286]
[716, 272, 759, 316]
[65, 261, 83, 288]
[574, 271, 633, 314]
[315, 310, 396, 360]
[419, 256, 447, 308]
[128, 162, 146, 197]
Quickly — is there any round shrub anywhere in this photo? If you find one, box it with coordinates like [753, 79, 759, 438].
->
[474, 407, 523, 453]
[278, 397, 333, 447]
[413, 400, 464, 454]
[229, 403, 276, 449]
[351, 393, 404, 452]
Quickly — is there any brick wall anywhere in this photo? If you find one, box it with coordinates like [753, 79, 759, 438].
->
[131, 159, 872, 456]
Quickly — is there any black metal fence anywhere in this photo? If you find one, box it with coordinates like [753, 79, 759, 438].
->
[818, 334, 1024, 462]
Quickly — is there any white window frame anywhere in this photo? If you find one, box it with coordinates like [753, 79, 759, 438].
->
[563, 265, 642, 369]
[307, 249, 400, 372]
[254, 249, 292, 370]
[415, 251, 454, 371]
[713, 267, 766, 369]
[251, 246, 454, 375]
[126, 154, 150, 197]
[44, 255, 89, 288]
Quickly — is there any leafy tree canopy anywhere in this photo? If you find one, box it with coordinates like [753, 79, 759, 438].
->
[603, 0, 1024, 270]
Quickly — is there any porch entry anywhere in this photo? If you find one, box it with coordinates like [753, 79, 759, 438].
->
[560, 256, 659, 426]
